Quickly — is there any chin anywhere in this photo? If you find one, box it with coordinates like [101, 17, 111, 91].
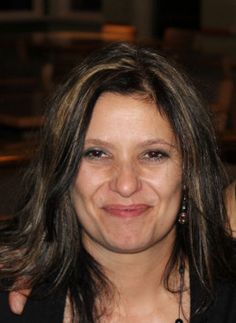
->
[102, 238, 154, 254]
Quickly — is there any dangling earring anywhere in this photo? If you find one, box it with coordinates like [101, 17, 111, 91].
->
[175, 260, 185, 323]
[178, 193, 188, 224]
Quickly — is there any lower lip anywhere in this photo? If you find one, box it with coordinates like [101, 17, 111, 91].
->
[102, 205, 150, 218]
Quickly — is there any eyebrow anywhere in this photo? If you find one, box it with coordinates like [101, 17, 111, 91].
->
[84, 138, 176, 149]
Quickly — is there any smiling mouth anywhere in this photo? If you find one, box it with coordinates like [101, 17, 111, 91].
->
[102, 204, 151, 218]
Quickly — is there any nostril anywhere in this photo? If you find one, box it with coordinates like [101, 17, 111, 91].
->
[109, 167, 141, 197]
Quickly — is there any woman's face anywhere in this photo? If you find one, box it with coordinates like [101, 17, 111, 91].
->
[72, 92, 183, 255]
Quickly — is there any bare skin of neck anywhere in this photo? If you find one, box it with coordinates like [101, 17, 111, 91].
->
[63, 237, 190, 323]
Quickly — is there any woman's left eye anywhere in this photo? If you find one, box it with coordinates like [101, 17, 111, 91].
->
[142, 150, 169, 161]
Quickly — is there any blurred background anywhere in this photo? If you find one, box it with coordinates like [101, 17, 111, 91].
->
[0, 0, 236, 216]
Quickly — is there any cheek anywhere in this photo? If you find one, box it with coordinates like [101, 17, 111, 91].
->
[143, 166, 183, 217]
[144, 163, 182, 193]
[72, 165, 108, 208]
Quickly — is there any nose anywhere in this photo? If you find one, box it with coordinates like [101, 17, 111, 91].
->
[109, 163, 141, 197]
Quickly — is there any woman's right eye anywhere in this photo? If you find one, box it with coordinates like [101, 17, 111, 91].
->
[83, 148, 109, 160]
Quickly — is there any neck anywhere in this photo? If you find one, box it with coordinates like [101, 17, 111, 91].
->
[101, 245, 171, 293]
[83, 236, 182, 320]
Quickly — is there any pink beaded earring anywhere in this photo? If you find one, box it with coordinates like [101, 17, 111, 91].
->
[178, 193, 188, 224]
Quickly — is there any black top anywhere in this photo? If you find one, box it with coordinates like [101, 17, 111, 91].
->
[0, 288, 66, 323]
[1, 274, 236, 322]
[191, 276, 236, 323]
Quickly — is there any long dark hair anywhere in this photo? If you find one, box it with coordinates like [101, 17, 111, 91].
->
[0, 42, 234, 322]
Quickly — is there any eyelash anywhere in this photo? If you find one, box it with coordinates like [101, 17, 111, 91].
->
[141, 150, 169, 162]
[83, 148, 169, 162]
[83, 148, 109, 160]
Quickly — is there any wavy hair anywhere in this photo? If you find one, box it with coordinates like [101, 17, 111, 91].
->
[0, 42, 234, 322]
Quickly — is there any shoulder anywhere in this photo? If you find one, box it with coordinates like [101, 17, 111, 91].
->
[192, 279, 236, 323]
[191, 267, 236, 323]
[208, 279, 236, 322]
[0, 288, 66, 323]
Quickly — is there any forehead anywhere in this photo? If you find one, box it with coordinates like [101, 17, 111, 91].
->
[85, 92, 176, 146]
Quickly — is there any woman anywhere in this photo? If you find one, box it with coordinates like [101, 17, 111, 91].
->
[0, 42, 236, 322]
